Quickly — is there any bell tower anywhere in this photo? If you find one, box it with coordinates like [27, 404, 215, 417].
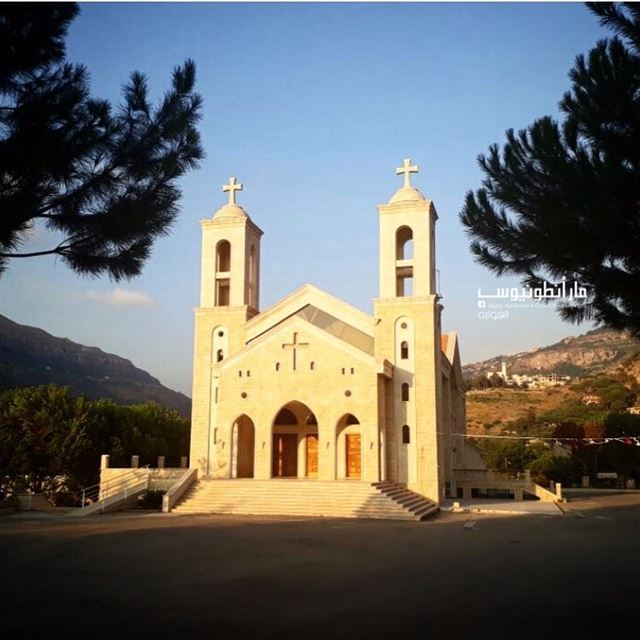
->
[378, 159, 437, 299]
[191, 176, 263, 476]
[374, 159, 444, 502]
[199, 176, 262, 312]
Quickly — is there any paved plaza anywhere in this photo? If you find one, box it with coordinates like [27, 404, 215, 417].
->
[1, 491, 638, 638]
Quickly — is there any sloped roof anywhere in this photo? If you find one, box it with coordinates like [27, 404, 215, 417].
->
[294, 305, 374, 355]
[219, 314, 391, 377]
[246, 283, 375, 349]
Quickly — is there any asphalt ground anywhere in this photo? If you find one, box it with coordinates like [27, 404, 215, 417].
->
[1, 491, 638, 639]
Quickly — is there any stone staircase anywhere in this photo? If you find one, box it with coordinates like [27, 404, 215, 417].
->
[171, 479, 438, 521]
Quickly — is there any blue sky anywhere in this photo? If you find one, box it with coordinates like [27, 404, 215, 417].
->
[1, 2, 606, 395]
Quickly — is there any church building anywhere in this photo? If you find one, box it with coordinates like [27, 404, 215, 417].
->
[187, 160, 467, 513]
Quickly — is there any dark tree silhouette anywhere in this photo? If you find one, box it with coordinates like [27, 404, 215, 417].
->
[0, 3, 203, 279]
[460, 3, 640, 336]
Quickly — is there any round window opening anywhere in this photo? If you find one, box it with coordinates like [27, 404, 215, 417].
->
[401, 322, 408, 329]
[345, 390, 352, 397]
[218, 331, 224, 337]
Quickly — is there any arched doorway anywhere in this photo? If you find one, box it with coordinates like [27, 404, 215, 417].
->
[272, 401, 318, 478]
[230, 415, 255, 478]
[336, 413, 361, 479]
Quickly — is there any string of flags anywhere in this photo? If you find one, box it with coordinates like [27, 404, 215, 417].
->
[446, 433, 640, 447]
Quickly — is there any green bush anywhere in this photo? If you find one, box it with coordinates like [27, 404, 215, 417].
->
[0, 385, 190, 502]
[528, 453, 582, 486]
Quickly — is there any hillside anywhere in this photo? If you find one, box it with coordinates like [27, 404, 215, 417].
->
[463, 327, 639, 379]
[0, 314, 191, 417]
[463, 327, 640, 433]
[466, 387, 573, 433]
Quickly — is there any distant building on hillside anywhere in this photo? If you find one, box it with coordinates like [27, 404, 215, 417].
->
[485, 360, 571, 388]
[486, 361, 508, 382]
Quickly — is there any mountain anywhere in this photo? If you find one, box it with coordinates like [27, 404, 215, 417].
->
[0, 314, 191, 417]
[463, 327, 640, 380]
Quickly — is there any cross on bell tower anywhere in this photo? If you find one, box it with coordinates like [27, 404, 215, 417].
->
[222, 176, 243, 205]
[395, 159, 419, 189]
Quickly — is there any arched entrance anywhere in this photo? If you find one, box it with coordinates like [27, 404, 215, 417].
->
[336, 413, 361, 479]
[272, 401, 318, 478]
[230, 415, 255, 478]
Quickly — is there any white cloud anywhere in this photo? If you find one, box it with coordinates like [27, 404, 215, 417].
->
[85, 288, 154, 309]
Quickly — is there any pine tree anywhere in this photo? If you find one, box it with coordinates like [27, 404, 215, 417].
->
[460, 3, 640, 336]
[0, 3, 203, 279]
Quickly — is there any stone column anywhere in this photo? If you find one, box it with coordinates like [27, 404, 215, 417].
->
[131, 455, 139, 469]
[297, 434, 306, 478]
[100, 454, 110, 469]
[180, 456, 188, 469]
[157, 456, 165, 469]
[253, 411, 271, 479]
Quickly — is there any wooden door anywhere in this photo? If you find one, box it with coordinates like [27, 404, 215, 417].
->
[306, 434, 318, 478]
[272, 434, 298, 477]
[345, 433, 361, 479]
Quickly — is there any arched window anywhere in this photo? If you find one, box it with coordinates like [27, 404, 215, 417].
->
[400, 341, 409, 359]
[310, 361, 315, 370]
[216, 240, 231, 272]
[215, 241, 231, 305]
[402, 425, 411, 444]
[401, 383, 409, 401]
[216, 349, 224, 362]
[396, 226, 413, 260]
[395, 226, 414, 296]
[275, 362, 280, 371]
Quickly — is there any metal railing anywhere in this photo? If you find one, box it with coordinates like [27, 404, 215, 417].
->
[81, 465, 151, 509]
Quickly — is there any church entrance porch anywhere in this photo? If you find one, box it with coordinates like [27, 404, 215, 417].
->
[271, 401, 318, 479]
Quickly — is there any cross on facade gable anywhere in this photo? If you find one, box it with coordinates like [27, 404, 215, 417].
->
[282, 332, 309, 371]
[222, 176, 243, 205]
[396, 158, 419, 189]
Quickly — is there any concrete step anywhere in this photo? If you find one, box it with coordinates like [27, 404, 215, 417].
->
[370, 484, 439, 521]
[171, 479, 438, 521]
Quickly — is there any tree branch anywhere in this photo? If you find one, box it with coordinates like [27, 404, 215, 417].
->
[0, 247, 67, 258]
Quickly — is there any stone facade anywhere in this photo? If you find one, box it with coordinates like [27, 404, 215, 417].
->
[189, 162, 467, 504]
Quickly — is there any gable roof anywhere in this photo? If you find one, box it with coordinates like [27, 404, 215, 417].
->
[245, 284, 375, 352]
[441, 331, 465, 392]
[220, 314, 391, 377]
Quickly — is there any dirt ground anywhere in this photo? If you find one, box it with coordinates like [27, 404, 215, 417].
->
[465, 386, 572, 431]
[1, 491, 638, 639]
